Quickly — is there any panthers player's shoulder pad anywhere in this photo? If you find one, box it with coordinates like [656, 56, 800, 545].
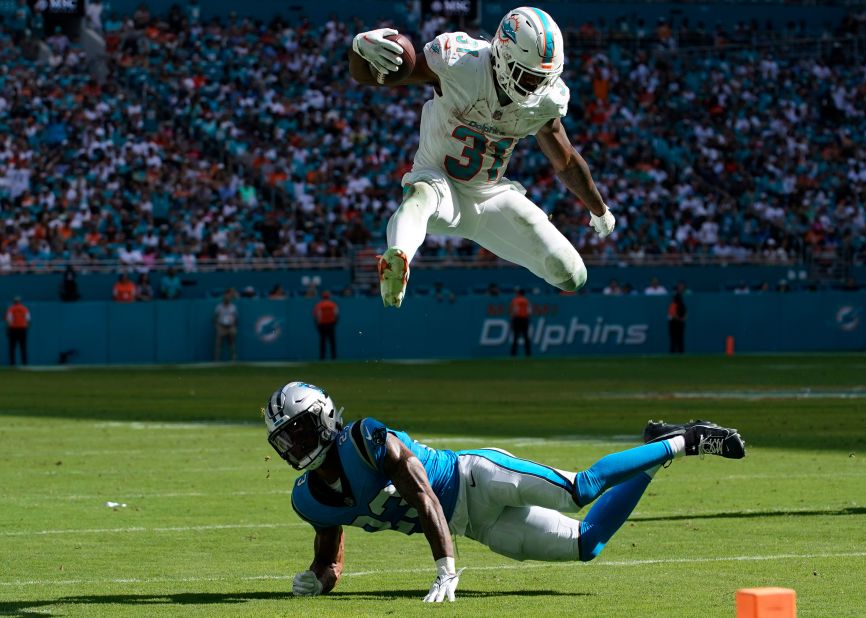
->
[346, 417, 390, 471]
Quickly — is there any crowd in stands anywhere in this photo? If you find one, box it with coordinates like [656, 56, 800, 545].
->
[1, 3, 866, 278]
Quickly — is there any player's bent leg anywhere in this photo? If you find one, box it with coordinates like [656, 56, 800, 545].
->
[481, 506, 581, 562]
[471, 190, 588, 291]
[577, 473, 653, 562]
[379, 183, 436, 308]
[547, 246, 587, 292]
[573, 440, 680, 507]
[385, 182, 440, 263]
[382, 176, 459, 308]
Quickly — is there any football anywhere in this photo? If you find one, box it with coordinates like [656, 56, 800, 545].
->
[370, 33, 416, 85]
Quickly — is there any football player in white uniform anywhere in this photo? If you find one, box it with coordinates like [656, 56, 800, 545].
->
[349, 7, 616, 307]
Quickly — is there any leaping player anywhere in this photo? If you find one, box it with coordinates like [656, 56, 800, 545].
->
[349, 7, 616, 307]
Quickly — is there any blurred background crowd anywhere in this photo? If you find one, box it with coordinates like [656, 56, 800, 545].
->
[1, 1, 865, 286]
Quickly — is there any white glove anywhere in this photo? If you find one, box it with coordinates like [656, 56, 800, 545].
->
[352, 28, 404, 75]
[292, 570, 323, 597]
[590, 207, 616, 238]
[422, 557, 463, 603]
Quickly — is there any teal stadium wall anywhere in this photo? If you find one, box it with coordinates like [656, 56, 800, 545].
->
[3, 264, 848, 301]
[6, 292, 865, 365]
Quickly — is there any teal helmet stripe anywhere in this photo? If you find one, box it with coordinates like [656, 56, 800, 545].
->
[529, 7, 555, 63]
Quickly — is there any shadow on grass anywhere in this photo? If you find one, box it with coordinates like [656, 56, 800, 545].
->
[328, 588, 592, 600]
[0, 588, 588, 616]
[632, 506, 866, 522]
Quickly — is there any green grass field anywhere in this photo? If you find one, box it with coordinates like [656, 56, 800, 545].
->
[1, 355, 865, 617]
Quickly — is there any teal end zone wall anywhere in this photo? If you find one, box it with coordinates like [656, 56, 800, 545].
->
[5, 292, 865, 365]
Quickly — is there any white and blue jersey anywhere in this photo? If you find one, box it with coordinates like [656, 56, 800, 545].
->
[291, 418, 460, 534]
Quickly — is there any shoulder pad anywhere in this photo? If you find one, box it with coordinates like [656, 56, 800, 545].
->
[347, 417, 389, 470]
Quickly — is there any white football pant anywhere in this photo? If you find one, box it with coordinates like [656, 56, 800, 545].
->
[387, 170, 587, 291]
[449, 450, 583, 562]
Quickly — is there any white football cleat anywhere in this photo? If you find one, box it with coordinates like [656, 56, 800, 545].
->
[378, 248, 410, 308]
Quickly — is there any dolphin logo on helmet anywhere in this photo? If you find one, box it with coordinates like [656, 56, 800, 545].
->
[491, 7, 564, 106]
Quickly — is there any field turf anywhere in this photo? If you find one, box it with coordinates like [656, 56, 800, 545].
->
[1, 355, 865, 617]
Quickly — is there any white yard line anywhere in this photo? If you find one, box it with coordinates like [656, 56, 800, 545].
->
[1, 552, 865, 588]
[0, 522, 306, 538]
[4, 489, 293, 502]
[573, 389, 866, 400]
[2, 502, 860, 537]
[4, 470, 864, 505]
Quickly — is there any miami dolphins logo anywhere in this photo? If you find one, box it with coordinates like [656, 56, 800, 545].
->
[836, 306, 860, 332]
[499, 15, 519, 44]
[255, 315, 282, 343]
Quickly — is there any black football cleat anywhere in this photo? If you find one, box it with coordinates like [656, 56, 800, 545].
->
[643, 419, 717, 443]
[644, 420, 745, 459]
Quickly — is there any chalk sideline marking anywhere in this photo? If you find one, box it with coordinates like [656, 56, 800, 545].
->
[2, 551, 865, 587]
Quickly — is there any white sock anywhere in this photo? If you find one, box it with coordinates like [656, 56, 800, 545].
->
[666, 435, 686, 458]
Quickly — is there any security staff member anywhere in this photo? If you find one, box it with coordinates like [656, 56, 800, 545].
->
[6, 296, 30, 365]
[313, 291, 339, 360]
[510, 288, 531, 357]
[668, 292, 687, 354]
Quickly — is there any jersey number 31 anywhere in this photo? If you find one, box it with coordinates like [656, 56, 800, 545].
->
[445, 125, 513, 182]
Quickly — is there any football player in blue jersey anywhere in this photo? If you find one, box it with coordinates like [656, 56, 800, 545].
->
[265, 382, 746, 602]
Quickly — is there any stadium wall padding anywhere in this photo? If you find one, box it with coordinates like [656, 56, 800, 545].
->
[6, 292, 865, 365]
[0, 264, 820, 301]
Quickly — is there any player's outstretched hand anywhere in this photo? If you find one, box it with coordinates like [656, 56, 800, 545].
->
[590, 207, 616, 238]
[352, 28, 404, 75]
[292, 570, 324, 596]
[422, 558, 463, 602]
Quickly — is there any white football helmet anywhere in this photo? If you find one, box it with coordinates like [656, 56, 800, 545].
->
[264, 382, 343, 471]
[491, 7, 564, 106]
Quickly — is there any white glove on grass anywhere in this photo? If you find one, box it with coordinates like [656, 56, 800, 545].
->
[292, 570, 323, 596]
[422, 557, 463, 603]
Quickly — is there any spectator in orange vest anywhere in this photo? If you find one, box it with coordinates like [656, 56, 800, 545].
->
[6, 296, 30, 365]
[510, 288, 532, 357]
[313, 291, 339, 360]
[668, 292, 687, 354]
[112, 273, 137, 302]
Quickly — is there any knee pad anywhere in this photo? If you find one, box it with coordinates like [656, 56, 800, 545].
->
[401, 182, 439, 215]
[387, 181, 440, 247]
[545, 247, 587, 291]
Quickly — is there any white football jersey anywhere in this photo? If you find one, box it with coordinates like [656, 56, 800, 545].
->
[413, 32, 569, 191]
